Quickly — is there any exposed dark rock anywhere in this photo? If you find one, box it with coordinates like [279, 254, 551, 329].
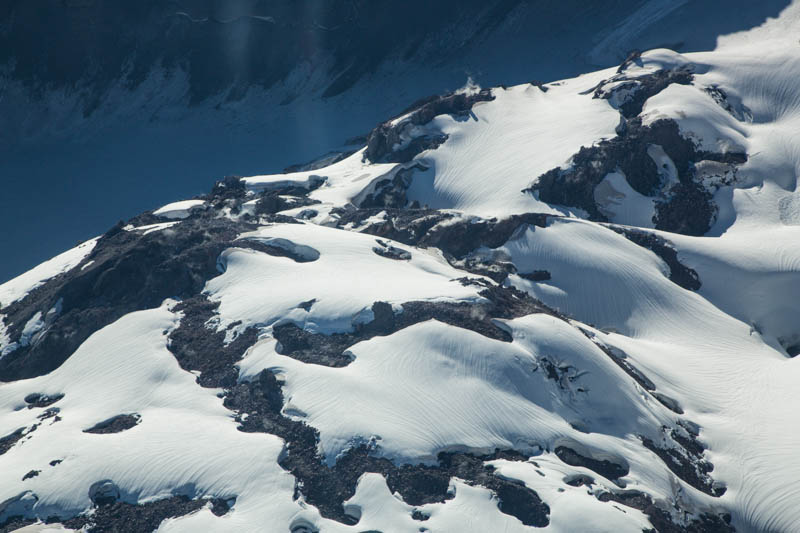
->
[0, 517, 36, 533]
[0, 428, 25, 456]
[336, 211, 552, 284]
[372, 239, 412, 260]
[89, 480, 121, 507]
[248, 174, 328, 197]
[21, 470, 39, 481]
[420, 214, 549, 259]
[24, 393, 64, 409]
[412, 510, 430, 521]
[528, 119, 695, 218]
[651, 392, 684, 415]
[37, 408, 61, 422]
[704, 85, 753, 122]
[209, 498, 235, 517]
[169, 296, 260, 389]
[554, 446, 629, 481]
[333, 209, 547, 273]
[454, 256, 518, 283]
[209, 176, 247, 202]
[272, 322, 357, 367]
[83, 414, 141, 434]
[338, 210, 551, 283]
[63, 495, 215, 533]
[575, 329, 723, 496]
[233, 237, 320, 263]
[536, 358, 586, 394]
[365, 89, 495, 163]
[226, 369, 549, 526]
[611, 227, 701, 290]
[529, 80, 548, 91]
[564, 473, 594, 487]
[641, 427, 725, 497]
[519, 270, 551, 282]
[654, 181, 717, 236]
[578, 329, 656, 391]
[334, 207, 452, 244]
[526, 116, 747, 235]
[1, 490, 232, 533]
[578, 327, 686, 416]
[255, 193, 319, 216]
[274, 285, 561, 368]
[0, 216, 255, 382]
[357, 166, 421, 208]
[598, 490, 734, 533]
[616, 50, 642, 73]
[49, 460, 62, 466]
[594, 67, 694, 118]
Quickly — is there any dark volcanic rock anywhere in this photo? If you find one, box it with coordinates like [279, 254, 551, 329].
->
[372, 239, 412, 261]
[273, 285, 561, 368]
[641, 426, 725, 497]
[598, 490, 734, 533]
[529, 119, 695, 218]
[24, 393, 64, 409]
[0, 216, 256, 382]
[554, 446, 629, 481]
[527, 56, 747, 237]
[653, 181, 717, 236]
[364, 89, 495, 163]
[226, 369, 549, 527]
[704, 84, 753, 122]
[0, 517, 36, 533]
[208, 176, 247, 202]
[335, 209, 550, 261]
[611, 227, 701, 290]
[336, 209, 555, 283]
[563, 473, 594, 487]
[356, 166, 422, 209]
[578, 328, 657, 392]
[528, 117, 746, 235]
[593, 66, 694, 118]
[83, 414, 141, 434]
[63, 495, 223, 533]
[420, 213, 550, 259]
[254, 192, 319, 216]
[234, 237, 320, 263]
[518, 270, 551, 282]
[168, 296, 260, 389]
[0, 428, 25, 456]
[21, 470, 40, 481]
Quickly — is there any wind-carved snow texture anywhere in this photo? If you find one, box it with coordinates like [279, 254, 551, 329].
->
[4, 10, 800, 531]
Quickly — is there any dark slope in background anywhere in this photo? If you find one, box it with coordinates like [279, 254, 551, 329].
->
[0, 0, 789, 283]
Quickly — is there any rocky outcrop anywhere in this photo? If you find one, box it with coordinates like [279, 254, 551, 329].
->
[0, 216, 256, 381]
[364, 89, 495, 163]
[527, 56, 748, 237]
[527, 116, 746, 235]
[610, 227, 701, 290]
[598, 490, 734, 533]
[592, 64, 694, 118]
[83, 414, 141, 434]
[225, 369, 550, 527]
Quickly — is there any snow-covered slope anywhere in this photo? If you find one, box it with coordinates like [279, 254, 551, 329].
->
[0, 0, 791, 286]
[2, 4, 800, 532]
